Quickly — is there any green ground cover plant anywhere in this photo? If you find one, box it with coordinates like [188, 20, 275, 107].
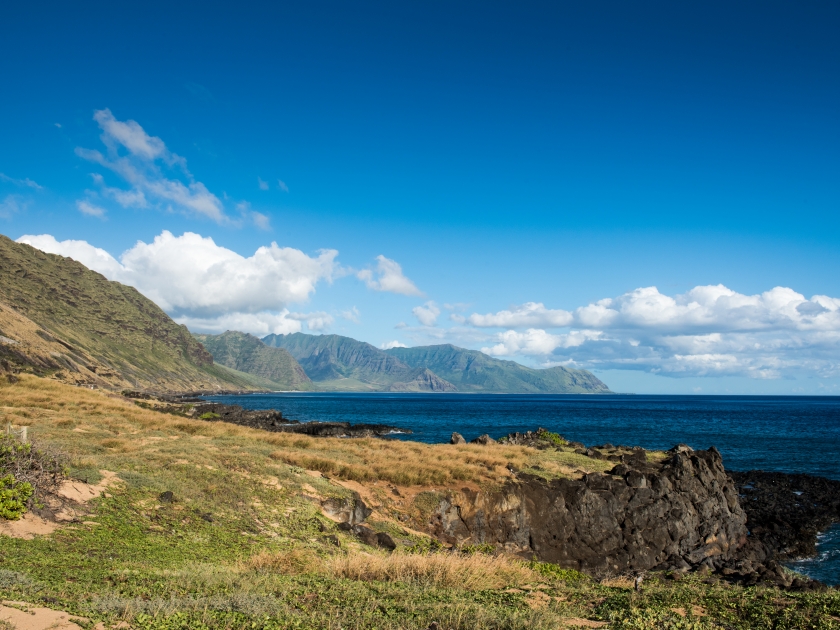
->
[0, 474, 32, 519]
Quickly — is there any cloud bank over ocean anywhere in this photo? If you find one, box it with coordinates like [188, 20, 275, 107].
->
[471, 286, 840, 379]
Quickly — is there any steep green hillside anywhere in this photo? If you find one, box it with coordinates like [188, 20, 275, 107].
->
[194, 331, 312, 390]
[263, 332, 410, 383]
[385, 344, 612, 393]
[262, 333, 456, 391]
[386, 367, 457, 392]
[0, 234, 262, 392]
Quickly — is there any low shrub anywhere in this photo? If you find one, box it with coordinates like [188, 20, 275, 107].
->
[535, 428, 567, 447]
[528, 561, 589, 584]
[0, 474, 33, 519]
[0, 434, 65, 517]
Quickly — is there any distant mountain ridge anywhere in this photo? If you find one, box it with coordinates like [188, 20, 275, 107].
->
[385, 344, 611, 394]
[0, 235, 273, 392]
[261, 332, 456, 391]
[193, 331, 312, 390]
[262, 332, 611, 394]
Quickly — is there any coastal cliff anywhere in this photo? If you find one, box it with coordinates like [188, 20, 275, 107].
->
[426, 446, 747, 575]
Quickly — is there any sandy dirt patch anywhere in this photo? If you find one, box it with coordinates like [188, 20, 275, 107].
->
[56, 470, 118, 503]
[600, 576, 636, 589]
[0, 513, 59, 540]
[0, 602, 86, 630]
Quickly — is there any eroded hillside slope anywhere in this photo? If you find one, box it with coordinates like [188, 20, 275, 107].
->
[0, 235, 268, 391]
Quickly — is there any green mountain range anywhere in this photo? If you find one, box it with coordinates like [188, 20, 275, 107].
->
[261, 332, 611, 394]
[0, 235, 273, 392]
[261, 332, 456, 391]
[193, 331, 312, 390]
[385, 344, 611, 393]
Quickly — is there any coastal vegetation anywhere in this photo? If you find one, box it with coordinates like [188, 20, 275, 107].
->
[0, 375, 838, 629]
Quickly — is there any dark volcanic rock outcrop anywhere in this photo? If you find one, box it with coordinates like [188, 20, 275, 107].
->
[730, 470, 840, 569]
[427, 446, 747, 575]
[192, 402, 410, 438]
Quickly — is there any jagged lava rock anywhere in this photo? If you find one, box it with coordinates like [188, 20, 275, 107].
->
[450, 432, 466, 445]
[191, 402, 409, 437]
[427, 446, 747, 575]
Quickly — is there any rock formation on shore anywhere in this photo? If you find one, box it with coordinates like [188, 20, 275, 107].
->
[428, 445, 747, 576]
[728, 470, 840, 584]
[125, 394, 411, 438]
[423, 437, 834, 590]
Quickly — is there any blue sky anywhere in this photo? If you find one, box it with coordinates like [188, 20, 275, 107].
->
[2, 1, 839, 394]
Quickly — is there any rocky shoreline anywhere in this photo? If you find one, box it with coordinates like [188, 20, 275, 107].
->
[119, 392, 839, 589]
[191, 401, 411, 438]
[122, 392, 411, 438]
[730, 471, 840, 569]
[443, 432, 840, 590]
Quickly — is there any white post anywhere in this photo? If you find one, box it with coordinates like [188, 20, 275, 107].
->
[20, 427, 28, 443]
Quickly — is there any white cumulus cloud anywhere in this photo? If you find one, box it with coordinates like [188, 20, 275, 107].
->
[468, 302, 573, 328]
[381, 340, 407, 349]
[17, 234, 126, 278]
[471, 285, 840, 379]
[178, 311, 304, 336]
[483, 329, 603, 357]
[412, 301, 441, 326]
[289, 311, 334, 332]
[17, 231, 339, 336]
[357, 255, 423, 296]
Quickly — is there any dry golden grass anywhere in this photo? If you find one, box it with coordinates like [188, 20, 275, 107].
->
[246, 548, 323, 575]
[265, 433, 537, 486]
[0, 375, 614, 496]
[329, 550, 538, 590]
[244, 546, 538, 591]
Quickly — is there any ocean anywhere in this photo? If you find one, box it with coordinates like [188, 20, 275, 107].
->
[203, 392, 840, 584]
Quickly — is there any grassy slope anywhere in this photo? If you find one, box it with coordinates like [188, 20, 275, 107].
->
[387, 344, 612, 393]
[1, 376, 838, 629]
[194, 331, 312, 390]
[0, 235, 256, 392]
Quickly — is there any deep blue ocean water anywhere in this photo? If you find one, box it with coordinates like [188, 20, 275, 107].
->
[204, 392, 840, 584]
